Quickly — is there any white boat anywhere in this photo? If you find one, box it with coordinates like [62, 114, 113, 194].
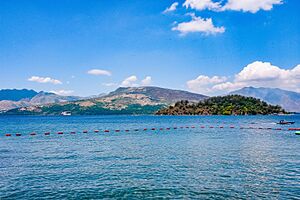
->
[61, 111, 71, 116]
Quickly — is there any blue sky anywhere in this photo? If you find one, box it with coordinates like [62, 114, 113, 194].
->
[0, 0, 299, 96]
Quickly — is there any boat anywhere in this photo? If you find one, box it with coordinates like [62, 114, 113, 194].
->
[295, 131, 300, 135]
[61, 111, 71, 116]
[277, 120, 295, 125]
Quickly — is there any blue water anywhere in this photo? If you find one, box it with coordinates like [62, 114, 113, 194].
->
[0, 115, 299, 199]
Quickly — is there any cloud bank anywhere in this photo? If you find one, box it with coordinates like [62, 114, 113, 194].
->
[187, 61, 300, 95]
[182, 0, 282, 13]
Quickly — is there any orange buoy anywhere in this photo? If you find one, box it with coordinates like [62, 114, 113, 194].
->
[57, 132, 63, 134]
[30, 132, 36, 136]
[94, 130, 99, 133]
[83, 130, 88, 133]
[143, 128, 147, 131]
[201, 126, 205, 128]
[5, 134, 11, 137]
[115, 130, 120, 132]
[70, 131, 76, 134]
[44, 132, 50, 135]
[160, 128, 164, 130]
[166, 128, 170, 130]
[104, 130, 109, 133]
[230, 126, 235, 128]
[219, 126, 224, 128]
[125, 130, 129, 132]
[288, 128, 300, 131]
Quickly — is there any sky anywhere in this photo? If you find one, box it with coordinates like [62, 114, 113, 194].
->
[0, 0, 299, 96]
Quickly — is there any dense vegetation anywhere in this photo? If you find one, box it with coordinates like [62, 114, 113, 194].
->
[156, 95, 287, 115]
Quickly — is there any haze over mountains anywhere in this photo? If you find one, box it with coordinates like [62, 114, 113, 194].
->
[1, 86, 300, 114]
[0, 89, 82, 111]
[230, 87, 300, 112]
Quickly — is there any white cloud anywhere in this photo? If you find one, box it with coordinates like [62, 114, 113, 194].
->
[235, 61, 286, 82]
[172, 13, 225, 35]
[223, 0, 282, 13]
[183, 0, 222, 11]
[141, 76, 152, 86]
[163, 2, 179, 13]
[120, 75, 153, 87]
[182, 0, 283, 13]
[187, 75, 227, 94]
[28, 76, 62, 85]
[120, 75, 138, 87]
[186, 61, 300, 95]
[87, 69, 112, 76]
[51, 90, 74, 96]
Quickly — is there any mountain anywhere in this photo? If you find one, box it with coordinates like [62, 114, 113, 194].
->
[0, 89, 83, 111]
[230, 87, 300, 112]
[156, 95, 287, 115]
[107, 86, 207, 103]
[29, 92, 82, 105]
[3, 86, 208, 115]
[0, 89, 38, 101]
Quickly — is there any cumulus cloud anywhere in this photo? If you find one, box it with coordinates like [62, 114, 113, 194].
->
[120, 75, 153, 87]
[172, 13, 225, 35]
[223, 0, 282, 13]
[28, 76, 62, 85]
[182, 0, 282, 13]
[186, 61, 300, 95]
[87, 69, 111, 76]
[163, 2, 179, 13]
[51, 90, 74, 96]
[183, 0, 222, 11]
[187, 75, 227, 94]
[120, 75, 138, 87]
[141, 76, 152, 86]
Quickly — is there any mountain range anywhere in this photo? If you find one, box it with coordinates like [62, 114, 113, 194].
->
[0, 89, 83, 111]
[1, 86, 300, 115]
[230, 87, 300, 112]
[1, 87, 207, 115]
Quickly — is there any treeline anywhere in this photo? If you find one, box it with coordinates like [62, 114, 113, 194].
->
[4, 103, 164, 115]
[156, 95, 287, 115]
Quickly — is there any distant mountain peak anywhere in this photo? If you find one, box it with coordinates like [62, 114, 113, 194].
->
[107, 86, 207, 103]
[0, 89, 38, 101]
[230, 87, 300, 112]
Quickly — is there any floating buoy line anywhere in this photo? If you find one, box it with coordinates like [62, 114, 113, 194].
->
[2, 125, 300, 137]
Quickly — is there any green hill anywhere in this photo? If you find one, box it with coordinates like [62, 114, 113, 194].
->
[156, 95, 287, 115]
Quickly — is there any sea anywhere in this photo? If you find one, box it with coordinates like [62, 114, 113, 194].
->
[0, 115, 299, 199]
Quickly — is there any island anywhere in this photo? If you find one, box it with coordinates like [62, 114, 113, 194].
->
[156, 95, 287, 115]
